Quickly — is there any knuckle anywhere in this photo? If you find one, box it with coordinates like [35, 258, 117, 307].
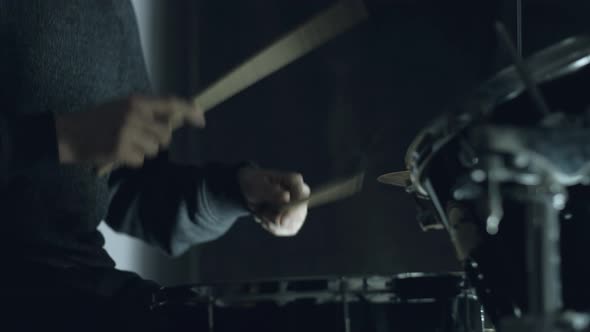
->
[114, 145, 126, 160]
[117, 125, 132, 142]
[287, 172, 303, 183]
[132, 155, 145, 167]
[149, 144, 159, 156]
[161, 133, 172, 146]
[302, 184, 311, 196]
[166, 97, 180, 108]
[284, 222, 300, 236]
[192, 104, 203, 116]
[144, 148, 155, 158]
[125, 158, 139, 168]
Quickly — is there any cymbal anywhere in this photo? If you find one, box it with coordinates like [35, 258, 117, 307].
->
[377, 171, 410, 187]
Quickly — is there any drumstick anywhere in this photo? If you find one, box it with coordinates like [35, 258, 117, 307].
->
[97, 0, 368, 176]
[193, 0, 369, 113]
[282, 172, 365, 210]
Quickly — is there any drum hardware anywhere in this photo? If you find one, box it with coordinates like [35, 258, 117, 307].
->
[473, 25, 590, 332]
[413, 193, 445, 231]
[381, 32, 590, 331]
[483, 156, 503, 235]
[207, 297, 215, 332]
[451, 174, 483, 201]
[495, 22, 551, 116]
[423, 178, 452, 230]
[377, 171, 446, 231]
[457, 108, 590, 331]
[516, 0, 523, 56]
[150, 274, 485, 332]
[458, 139, 479, 169]
[446, 201, 482, 262]
[340, 277, 352, 332]
[471, 136, 564, 332]
[473, 125, 590, 187]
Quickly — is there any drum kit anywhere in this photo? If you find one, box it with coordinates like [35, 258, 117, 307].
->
[152, 273, 485, 332]
[150, 1, 590, 331]
[377, 29, 590, 331]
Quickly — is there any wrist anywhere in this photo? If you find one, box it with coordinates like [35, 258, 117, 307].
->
[236, 161, 259, 210]
[199, 162, 253, 219]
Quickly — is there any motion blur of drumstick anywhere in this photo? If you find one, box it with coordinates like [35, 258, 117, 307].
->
[284, 172, 365, 211]
[96, 0, 368, 176]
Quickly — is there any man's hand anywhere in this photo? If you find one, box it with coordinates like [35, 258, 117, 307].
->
[238, 167, 311, 236]
[55, 95, 205, 169]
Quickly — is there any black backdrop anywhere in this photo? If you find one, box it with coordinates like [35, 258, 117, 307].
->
[162, 0, 590, 281]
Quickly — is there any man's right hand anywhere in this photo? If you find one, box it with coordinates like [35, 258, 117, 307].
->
[55, 95, 205, 169]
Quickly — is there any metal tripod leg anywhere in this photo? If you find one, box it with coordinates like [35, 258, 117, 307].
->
[501, 184, 564, 332]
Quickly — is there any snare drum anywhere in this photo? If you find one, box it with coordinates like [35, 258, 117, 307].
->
[403, 36, 590, 325]
[151, 273, 485, 332]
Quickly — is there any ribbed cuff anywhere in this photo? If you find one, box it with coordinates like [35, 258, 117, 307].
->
[202, 161, 254, 218]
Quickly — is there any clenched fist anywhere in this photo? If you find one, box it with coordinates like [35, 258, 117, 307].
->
[55, 95, 204, 169]
[238, 166, 311, 236]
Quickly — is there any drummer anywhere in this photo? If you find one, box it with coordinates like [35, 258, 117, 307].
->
[0, 1, 310, 331]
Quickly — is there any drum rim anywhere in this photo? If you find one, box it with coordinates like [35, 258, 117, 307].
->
[151, 272, 468, 307]
[165, 271, 465, 289]
[406, 35, 590, 197]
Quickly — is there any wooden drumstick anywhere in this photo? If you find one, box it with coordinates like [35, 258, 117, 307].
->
[282, 172, 365, 210]
[193, 0, 368, 113]
[97, 0, 368, 176]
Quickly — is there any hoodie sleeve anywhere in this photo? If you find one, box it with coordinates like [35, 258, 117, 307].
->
[105, 153, 251, 256]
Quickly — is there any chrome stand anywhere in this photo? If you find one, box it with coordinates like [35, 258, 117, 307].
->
[473, 124, 590, 332]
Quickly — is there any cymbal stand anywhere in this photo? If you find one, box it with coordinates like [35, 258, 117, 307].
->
[473, 125, 590, 332]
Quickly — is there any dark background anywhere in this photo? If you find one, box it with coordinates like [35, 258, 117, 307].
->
[130, 0, 590, 283]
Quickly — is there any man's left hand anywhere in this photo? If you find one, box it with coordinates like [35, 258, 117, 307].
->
[238, 167, 310, 236]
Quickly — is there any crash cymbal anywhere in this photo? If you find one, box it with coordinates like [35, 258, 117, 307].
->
[377, 171, 410, 187]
